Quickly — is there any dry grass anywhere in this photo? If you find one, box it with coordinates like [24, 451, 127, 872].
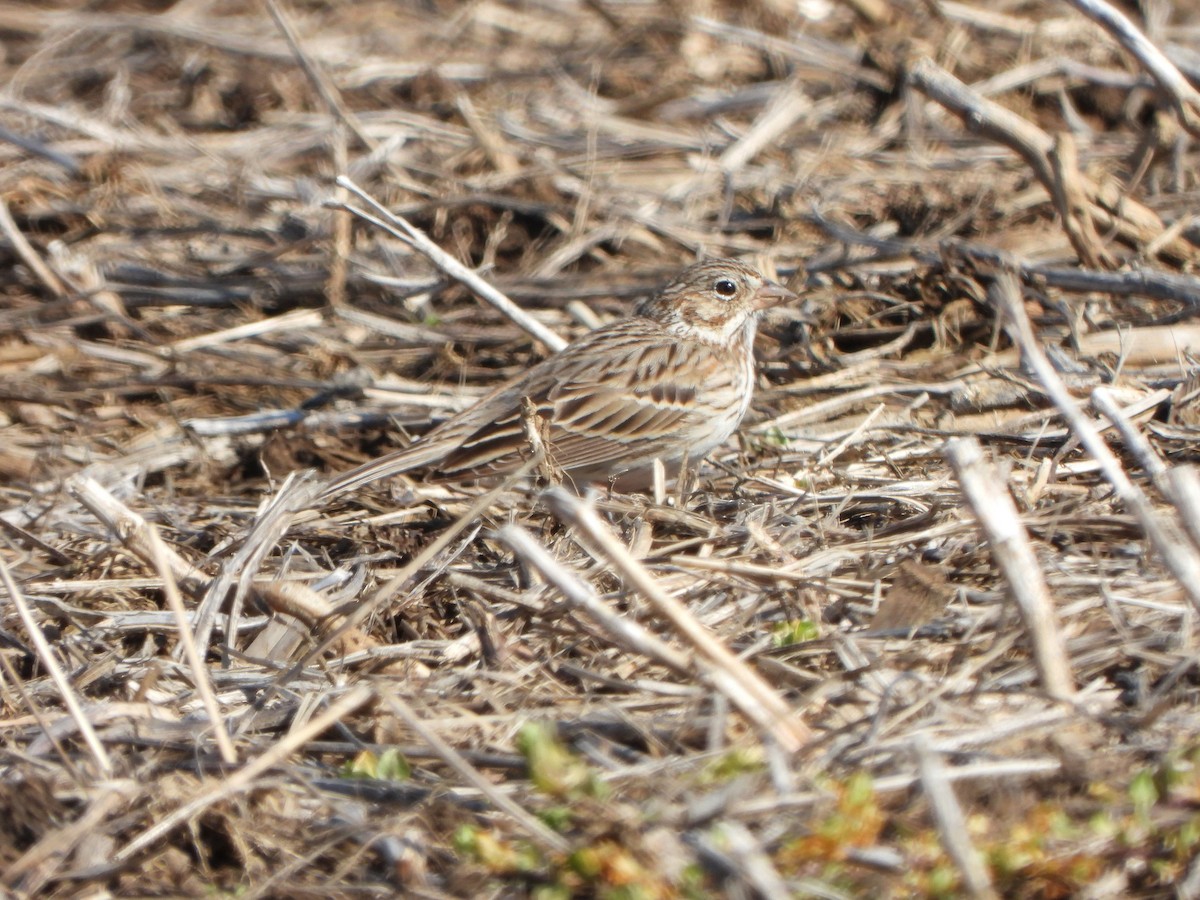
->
[3, 0, 1200, 896]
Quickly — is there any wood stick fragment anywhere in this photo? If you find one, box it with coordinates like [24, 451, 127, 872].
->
[169, 309, 324, 353]
[915, 735, 998, 899]
[718, 79, 811, 173]
[908, 57, 1195, 263]
[333, 176, 567, 352]
[456, 91, 521, 175]
[699, 822, 793, 900]
[1093, 390, 1200, 561]
[498, 523, 692, 674]
[189, 470, 319, 657]
[1091, 387, 1170, 486]
[542, 488, 810, 751]
[1063, 0, 1200, 135]
[263, 0, 376, 150]
[1049, 132, 1115, 268]
[0, 196, 68, 297]
[67, 476, 211, 597]
[987, 269, 1200, 617]
[1166, 465, 1200, 557]
[945, 436, 1075, 701]
[143, 525, 238, 764]
[0, 555, 113, 777]
[378, 690, 570, 853]
[328, 122, 351, 308]
[908, 57, 1058, 190]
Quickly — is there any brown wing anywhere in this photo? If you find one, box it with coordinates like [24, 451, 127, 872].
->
[321, 318, 721, 497]
[436, 321, 711, 479]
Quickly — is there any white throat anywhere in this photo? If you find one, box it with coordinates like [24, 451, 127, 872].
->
[667, 311, 757, 346]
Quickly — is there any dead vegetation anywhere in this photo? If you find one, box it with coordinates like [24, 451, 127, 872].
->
[3, 0, 1200, 895]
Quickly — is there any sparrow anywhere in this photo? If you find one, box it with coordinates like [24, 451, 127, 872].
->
[321, 258, 796, 499]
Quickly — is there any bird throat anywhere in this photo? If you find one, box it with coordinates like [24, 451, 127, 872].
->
[665, 310, 757, 347]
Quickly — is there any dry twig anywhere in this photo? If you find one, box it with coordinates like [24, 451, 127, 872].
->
[333, 176, 568, 351]
[0, 555, 112, 777]
[909, 56, 1196, 263]
[944, 436, 1075, 700]
[915, 736, 997, 899]
[1063, 0, 1200, 134]
[542, 488, 810, 752]
[987, 269, 1200, 617]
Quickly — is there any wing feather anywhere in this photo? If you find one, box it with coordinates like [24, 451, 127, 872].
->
[326, 316, 737, 492]
[435, 322, 722, 477]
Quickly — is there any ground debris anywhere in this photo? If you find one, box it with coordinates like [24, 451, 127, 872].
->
[2, 1, 1200, 896]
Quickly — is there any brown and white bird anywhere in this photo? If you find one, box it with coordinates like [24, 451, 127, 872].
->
[320, 258, 796, 499]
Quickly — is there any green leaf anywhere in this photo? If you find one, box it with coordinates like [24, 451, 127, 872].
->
[339, 747, 411, 781]
[518, 722, 605, 799]
[772, 619, 819, 646]
[1130, 769, 1159, 822]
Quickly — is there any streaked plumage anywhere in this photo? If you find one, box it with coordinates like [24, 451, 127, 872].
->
[321, 258, 795, 499]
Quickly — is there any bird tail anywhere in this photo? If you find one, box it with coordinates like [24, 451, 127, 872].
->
[318, 441, 449, 502]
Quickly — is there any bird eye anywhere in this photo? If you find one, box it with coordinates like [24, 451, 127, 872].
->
[714, 278, 738, 297]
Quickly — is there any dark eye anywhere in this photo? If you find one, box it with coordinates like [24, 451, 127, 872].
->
[714, 278, 738, 297]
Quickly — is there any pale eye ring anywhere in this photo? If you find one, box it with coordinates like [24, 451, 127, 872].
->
[714, 278, 738, 297]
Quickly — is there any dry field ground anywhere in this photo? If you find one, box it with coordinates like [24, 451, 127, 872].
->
[3, 0, 1200, 896]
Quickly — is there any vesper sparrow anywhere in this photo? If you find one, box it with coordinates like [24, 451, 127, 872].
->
[321, 258, 796, 498]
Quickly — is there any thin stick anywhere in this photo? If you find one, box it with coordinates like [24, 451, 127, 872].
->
[193, 471, 317, 656]
[263, 0, 376, 150]
[169, 308, 324, 353]
[915, 735, 998, 899]
[945, 436, 1075, 700]
[988, 269, 1200, 615]
[144, 525, 238, 764]
[0, 555, 112, 777]
[333, 176, 567, 351]
[1093, 389, 1200, 562]
[1166, 466, 1200, 555]
[107, 686, 373, 869]
[498, 524, 693, 673]
[67, 476, 211, 595]
[0, 196, 68, 297]
[1048, 131, 1114, 268]
[0, 651, 79, 782]
[328, 122, 351, 308]
[909, 57, 1057, 195]
[1090, 387, 1170, 486]
[718, 79, 811, 173]
[1063, 0, 1200, 134]
[703, 822, 793, 900]
[378, 690, 569, 853]
[542, 488, 810, 751]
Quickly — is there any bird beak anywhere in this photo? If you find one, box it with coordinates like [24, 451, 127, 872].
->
[752, 280, 798, 311]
